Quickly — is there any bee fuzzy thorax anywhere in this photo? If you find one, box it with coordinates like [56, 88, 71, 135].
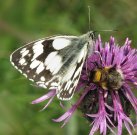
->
[91, 66, 124, 90]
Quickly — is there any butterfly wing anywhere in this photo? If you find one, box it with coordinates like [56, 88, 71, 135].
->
[57, 45, 88, 100]
[10, 35, 90, 100]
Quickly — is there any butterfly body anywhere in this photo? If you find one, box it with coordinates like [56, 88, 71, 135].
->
[10, 31, 95, 100]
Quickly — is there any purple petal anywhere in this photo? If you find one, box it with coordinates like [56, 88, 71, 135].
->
[53, 105, 77, 122]
[111, 91, 134, 135]
[117, 117, 122, 135]
[89, 121, 99, 135]
[104, 103, 114, 111]
[122, 84, 137, 114]
[31, 90, 56, 104]
[40, 95, 55, 111]
[124, 121, 133, 135]
[53, 87, 91, 126]
[59, 101, 65, 109]
[86, 114, 98, 118]
[88, 90, 113, 135]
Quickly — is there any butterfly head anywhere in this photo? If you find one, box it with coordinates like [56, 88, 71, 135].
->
[78, 31, 95, 55]
[80, 31, 95, 43]
[87, 31, 95, 40]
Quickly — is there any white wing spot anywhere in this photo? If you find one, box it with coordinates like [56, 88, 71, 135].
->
[45, 51, 58, 66]
[30, 59, 40, 69]
[69, 87, 73, 94]
[74, 67, 81, 79]
[40, 76, 45, 81]
[37, 82, 47, 88]
[64, 80, 72, 90]
[26, 70, 30, 73]
[36, 62, 45, 74]
[23, 73, 27, 78]
[78, 46, 87, 63]
[18, 69, 22, 73]
[21, 50, 29, 57]
[28, 53, 32, 57]
[20, 48, 26, 54]
[29, 78, 34, 82]
[32, 40, 44, 61]
[14, 66, 18, 69]
[53, 38, 71, 50]
[45, 82, 49, 86]
[19, 58, 26, 65]
[45, 52, 62, 74]
[51, 82, 58, 87]
[23, 63, 27, 66]
[49, 86, 57, 89]
[39, 84, 47, 88]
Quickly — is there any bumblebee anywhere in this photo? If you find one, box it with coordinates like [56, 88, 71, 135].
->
[90, 67, 124, 90]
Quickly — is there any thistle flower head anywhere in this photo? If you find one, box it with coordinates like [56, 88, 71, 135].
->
[32, 35, 137, 135]
[78, 35, 137, 135]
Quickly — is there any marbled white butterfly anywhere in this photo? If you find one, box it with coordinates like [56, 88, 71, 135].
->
[10, 31, 95, 100]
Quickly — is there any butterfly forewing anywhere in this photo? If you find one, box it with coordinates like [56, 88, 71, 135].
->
[10, 38, 57, 84]
[10, 32, 94, 100]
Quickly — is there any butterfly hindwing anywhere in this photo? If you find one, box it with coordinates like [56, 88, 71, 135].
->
[57, 45, 88, 100]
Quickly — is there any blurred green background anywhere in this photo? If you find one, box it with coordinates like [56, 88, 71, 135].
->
[0, 0, 137, 135]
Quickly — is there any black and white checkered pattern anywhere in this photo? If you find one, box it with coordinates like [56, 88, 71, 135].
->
[10, 31, 95, 100]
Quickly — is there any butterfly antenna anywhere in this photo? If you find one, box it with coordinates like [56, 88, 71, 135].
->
[88, 6, 91, 31]
[94, 29, 118, 33]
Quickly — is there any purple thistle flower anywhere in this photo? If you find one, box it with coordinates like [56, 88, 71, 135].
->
[32, 35, 137, 135]
[78, 35, 137, 135]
